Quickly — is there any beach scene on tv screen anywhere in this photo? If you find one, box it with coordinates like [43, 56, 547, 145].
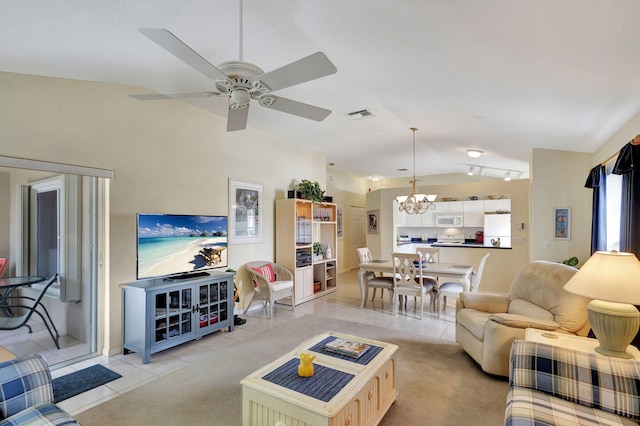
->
[137, 214, 228, 279]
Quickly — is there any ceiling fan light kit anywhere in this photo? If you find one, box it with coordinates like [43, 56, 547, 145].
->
[131, 0, 337, 132]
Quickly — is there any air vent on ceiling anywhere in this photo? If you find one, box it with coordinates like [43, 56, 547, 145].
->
[347, 109, 374, 119]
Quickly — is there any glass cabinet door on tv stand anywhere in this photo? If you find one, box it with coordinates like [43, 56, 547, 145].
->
[122, 271, 235, 364]
[197, 279, 230, 332]
[154, 287, 193, 343]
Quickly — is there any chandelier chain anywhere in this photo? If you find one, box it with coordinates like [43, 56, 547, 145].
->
[397, 127, 437, 214]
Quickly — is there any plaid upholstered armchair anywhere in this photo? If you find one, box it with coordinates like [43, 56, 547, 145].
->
[506, 340, 640, 425]
[0, 354, 80, 425]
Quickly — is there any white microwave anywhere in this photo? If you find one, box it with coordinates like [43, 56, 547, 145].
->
[436, 213, 463, 228]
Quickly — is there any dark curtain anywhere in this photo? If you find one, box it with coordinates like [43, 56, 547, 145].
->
[584, 164, 607, 254]
[612, 142, 640, 258]
[612, 140, 640, 348]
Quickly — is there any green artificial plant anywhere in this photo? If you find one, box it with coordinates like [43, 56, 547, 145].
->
[297, 179, 325, 203]
[313, 242, 326, 256]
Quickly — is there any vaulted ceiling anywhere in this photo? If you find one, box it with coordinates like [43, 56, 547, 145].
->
[3, 1, 640, 180]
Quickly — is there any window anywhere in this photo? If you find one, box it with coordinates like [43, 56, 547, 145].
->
[29, 177, 60, 280]
[20, 174, 82, 302]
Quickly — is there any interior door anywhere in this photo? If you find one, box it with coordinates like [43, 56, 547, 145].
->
[348, 206, 367, 270]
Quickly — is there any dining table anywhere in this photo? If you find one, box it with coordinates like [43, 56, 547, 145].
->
[358, 260, 474, 309]
[0, 276, 47, 317]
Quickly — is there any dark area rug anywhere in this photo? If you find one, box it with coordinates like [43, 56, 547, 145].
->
[53, 364, 122, 403]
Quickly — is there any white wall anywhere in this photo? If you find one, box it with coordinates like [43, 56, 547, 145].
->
[0, 71, 336, 356]
[325, 169, 367, 272]
[529, 149, 593, 265]
[593, 110, 640, 164]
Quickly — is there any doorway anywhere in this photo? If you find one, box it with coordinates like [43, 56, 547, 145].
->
[347, 206, 367, 270]
[0, 161, 108, 368]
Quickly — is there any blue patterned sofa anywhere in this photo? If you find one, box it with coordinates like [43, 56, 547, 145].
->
[0, 354, 80, 425]
[506, 340, 640, 425]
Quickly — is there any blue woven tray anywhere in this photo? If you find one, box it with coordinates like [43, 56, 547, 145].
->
[262, 358, 354, 402]
[308, 336, 383, 365]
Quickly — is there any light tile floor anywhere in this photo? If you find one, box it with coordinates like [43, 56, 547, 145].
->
[33, 269, 459, 417]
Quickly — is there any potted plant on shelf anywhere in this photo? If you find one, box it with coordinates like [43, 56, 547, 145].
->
[297, 180, 325, 203]
[313, 242, 326, 262]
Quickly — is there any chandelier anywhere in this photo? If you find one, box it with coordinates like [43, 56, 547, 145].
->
[396, 127, 437, 214]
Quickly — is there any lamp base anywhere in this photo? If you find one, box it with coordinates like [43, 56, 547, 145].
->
[588, 300, 640, 359]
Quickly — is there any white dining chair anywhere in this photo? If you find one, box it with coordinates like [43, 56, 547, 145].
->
[403, 247, 440, 309]
[392, 252, 436, 318]
[436, 252, 490, 316]
[356, 248, 394, 305]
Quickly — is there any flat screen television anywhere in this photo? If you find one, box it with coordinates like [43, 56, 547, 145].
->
[136, 213, 228, 280]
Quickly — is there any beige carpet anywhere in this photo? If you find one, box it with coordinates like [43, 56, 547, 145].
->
[76, 315, 508, 425]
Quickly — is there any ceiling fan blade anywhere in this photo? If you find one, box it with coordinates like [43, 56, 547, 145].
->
[260, 95, 331, 122]
[139, 28, 229, 82]
[253, 52, 337, 92]
[227, 106, 249, 131]
[128, 92, 218, 101]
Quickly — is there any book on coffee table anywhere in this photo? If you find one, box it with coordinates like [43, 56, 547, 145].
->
[324, 338, 370, 358]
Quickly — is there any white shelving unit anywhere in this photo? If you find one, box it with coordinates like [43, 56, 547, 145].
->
[276, 199, 338, 305]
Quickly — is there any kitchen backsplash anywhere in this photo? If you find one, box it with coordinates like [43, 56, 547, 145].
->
[398, 226, 484, 241]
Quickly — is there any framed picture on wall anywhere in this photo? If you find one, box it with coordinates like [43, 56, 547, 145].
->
[367, 210, 379, 234]
[553, 207, 570, 240]
[337, 206, 343, 239]
[229, 179, 263, 244]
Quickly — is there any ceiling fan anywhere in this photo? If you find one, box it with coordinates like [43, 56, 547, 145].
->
[130, 1, 337, 131]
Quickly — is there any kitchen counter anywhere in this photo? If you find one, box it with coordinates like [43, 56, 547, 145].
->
[429, 242, 511, 249]
[399, 241, 511, 249]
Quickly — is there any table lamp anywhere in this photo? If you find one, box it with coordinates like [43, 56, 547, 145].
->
[564, 250, 640, 358]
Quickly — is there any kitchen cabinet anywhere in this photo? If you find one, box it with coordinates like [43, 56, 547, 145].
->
[463, 200, 485, 227]
[422, 209, 436, 226]
[404, 211, 423, 227]
[484, 199, 511, 213]
[396, 209, 435, 227]
[435, 201, 464, 213]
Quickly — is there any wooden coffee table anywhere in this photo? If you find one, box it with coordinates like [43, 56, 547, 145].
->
[241, 331, 398, 426]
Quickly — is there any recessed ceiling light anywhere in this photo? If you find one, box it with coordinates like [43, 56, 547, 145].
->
[467, 149, 483, 158]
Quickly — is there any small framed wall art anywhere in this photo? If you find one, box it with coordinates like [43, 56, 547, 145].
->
[553, 207, 570, 240]
[229, 179, 263, 244]
[367, 210, 379, 234]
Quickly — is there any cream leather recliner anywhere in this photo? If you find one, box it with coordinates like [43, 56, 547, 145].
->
[455, 260, 591, 377]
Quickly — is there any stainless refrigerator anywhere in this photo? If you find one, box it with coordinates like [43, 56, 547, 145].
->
[483, 213, 511, 247]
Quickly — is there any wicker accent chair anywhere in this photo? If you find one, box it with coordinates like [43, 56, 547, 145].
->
[245, 261, 295, 319]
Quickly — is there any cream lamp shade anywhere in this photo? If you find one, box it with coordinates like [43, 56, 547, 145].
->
[564, 250, 640, 358]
